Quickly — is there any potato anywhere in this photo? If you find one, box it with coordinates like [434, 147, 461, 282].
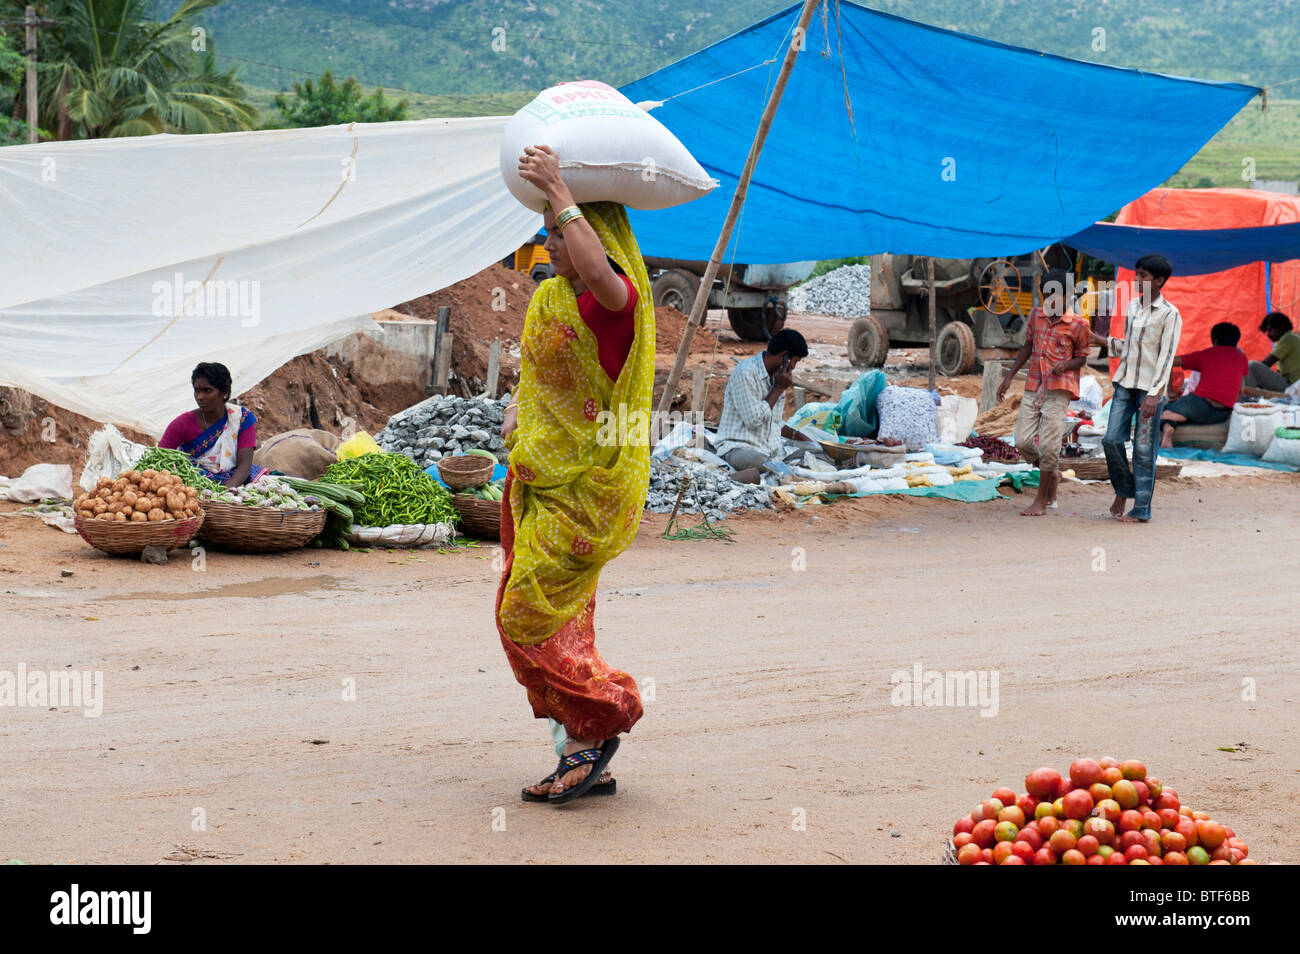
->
[147, 508, 165, 522]
[123, 490, 138, 506]
[114, 511, 127, 522]
[96, 512, 112, 521]
[96, 476, 112, 490]
[128, 510, 146, 522]
[134, 499, 151, 514]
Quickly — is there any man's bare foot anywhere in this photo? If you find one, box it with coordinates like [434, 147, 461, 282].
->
[1109, 496, 1127, 517]
[1020, 503, 1047, 516]
[1116, 511, 1146, 523]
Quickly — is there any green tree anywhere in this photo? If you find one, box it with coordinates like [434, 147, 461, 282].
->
[0, 0, 258, 139]
[271, 70, 408, 128]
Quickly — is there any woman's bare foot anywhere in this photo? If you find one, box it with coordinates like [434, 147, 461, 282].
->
[1109, 495, 1127, 517]
[1116, 511, 1146, 523]
[1020, 501, 1047, 516]
[551, 737, 604, 795]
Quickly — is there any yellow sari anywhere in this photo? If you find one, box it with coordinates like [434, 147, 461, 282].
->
[498, 201, 655, 645]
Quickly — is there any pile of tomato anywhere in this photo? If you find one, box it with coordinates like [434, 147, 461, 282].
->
[952, 758, 1252, 865]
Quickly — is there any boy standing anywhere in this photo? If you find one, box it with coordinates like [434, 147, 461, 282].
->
[997, 270, 1091, 516]
[1091, 254, 1182, 523]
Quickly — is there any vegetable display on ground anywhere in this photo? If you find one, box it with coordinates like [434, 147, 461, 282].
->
[74, 470, 201, 523]
[321, 453, 458, 527]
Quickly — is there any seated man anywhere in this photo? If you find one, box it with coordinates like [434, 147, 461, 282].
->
[1243, 311, 1299, 392]
[1160, 321, 1248, 448]
[714, 328, 814, 482]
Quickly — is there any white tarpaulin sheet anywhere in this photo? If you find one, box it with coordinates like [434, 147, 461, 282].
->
[0, 117, 539, 435]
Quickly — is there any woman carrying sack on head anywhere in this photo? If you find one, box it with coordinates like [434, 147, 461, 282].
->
[498, 145, 653, 804]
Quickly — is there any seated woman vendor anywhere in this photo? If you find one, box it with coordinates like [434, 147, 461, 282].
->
[159, 362, 268, 485]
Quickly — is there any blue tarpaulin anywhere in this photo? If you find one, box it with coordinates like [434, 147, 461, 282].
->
[619, 2, 1259, 262]
[1065, 221, 1300, 275]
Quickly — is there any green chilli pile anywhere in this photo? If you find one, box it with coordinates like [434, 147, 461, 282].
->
[322, 452, 459, 528]
[133, 447, 226, 493]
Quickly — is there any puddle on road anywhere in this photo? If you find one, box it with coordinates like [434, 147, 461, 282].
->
[95, 575, 357, 603]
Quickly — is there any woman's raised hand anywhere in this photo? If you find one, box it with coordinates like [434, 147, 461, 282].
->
[518, 144, 566, 195]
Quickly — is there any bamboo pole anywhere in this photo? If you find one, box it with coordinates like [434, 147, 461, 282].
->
[655, 0, 821, 415]
[25, 6, 37, 144]
[926, 257, 937, 390]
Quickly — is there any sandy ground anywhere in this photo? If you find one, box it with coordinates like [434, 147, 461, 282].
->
[1, 468, 1297, 865]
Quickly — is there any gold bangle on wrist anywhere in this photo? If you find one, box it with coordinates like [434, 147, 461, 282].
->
[555, 205, 584, 231]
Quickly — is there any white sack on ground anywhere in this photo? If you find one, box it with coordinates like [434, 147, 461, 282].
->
[0, 117, 539, 435]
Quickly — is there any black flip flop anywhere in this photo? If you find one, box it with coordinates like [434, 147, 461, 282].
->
[548, 737, 620, 805]
[520, 770, 615, 803]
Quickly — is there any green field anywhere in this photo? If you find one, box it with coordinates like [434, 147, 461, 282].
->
[1166, 98, 1300, 188]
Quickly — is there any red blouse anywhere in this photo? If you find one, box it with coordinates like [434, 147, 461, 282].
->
[577, 275, 637, 381]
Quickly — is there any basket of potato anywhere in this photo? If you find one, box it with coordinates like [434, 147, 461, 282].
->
[73, 469, 205, 554]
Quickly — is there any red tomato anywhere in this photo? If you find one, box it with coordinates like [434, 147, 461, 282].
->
[1076, 835, 1100, 857]
[991, 786, 1016, 806]
[1069, 758, 1103, 788]
[1063, 789, 1094, 820]
[1197, 820, 1227, 849]
[994, 821, 1019, 843]
[1119, 830, 1145, 851]
[1034, 847, 1057, 866]
[1157, 809, 1181, 830]
[977, 798, 1003, 821]
[953, 832, 974, 849]
[1024, 767, 1061, 800]
[1112, 780, 1139, 809]
[1063, 818, 1085, 839]
[1154, 792, 1180, 813]
[1106, 851, 1128, 865]
[1163, 851, 1188, 865]
[1094, 798, 1122, 823]
[1228, 848, 1245, 864]
[1098, 755, 1120, 769]
[992, 841, 1016, 863]
[957, 843, 982, 864]
[1175, 818, 1199, 847]
[1226, 837, 1248, 858]
[971, 819, 998, 848]
[1037, 816, 1060, 836]
[1120, 759, 1147, 780]
[1133, 781, 1150, 805]
[1016, 794, 1039, 818]
[1011, 840, 1036, 864]
[1086, 854, 1107, 865]
[1140, 810, 1162, 831]
[1083, 817, 1115, 845]
[1118, 810, 1144, 833]
[953, 815, 975, 836]
[1141, 829, 1163, 856]
[1061, 849, 1086, 865]
[1145, 777, 1163, 800]
[1125, 844, 1149, 862]
[1161, 830, 1187, 853]
[1147, 856, 1164, 865]
[1015, 827, 1043, 851]
[1002, 855, 1026, 864]
[1209, 844, 1233, 863]
[1208, 860, 1231, 865]
[1101, 767, 1124, 786]
[998, 805, 1026, 828]
[1088, 782, 1113, 803]
[1048, 830, 1077, 854]
[981, 848, 995, 864]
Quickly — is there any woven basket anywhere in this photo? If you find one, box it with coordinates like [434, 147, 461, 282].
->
[197, 501, 327, 552]
[452, 494, 502, 539]
[818, 438, 906, 467]
[75, 511, 205, 555]
[438, 454, 495, 490]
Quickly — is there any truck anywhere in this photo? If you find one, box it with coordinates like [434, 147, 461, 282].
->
[646, 258, 817, 341]
[849, 247, 1095, 374]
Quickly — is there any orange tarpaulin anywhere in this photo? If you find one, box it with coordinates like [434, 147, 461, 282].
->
[1109, 189, 1300, 374]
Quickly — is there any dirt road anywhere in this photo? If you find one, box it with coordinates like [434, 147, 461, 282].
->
[1, 473, 1295, 864]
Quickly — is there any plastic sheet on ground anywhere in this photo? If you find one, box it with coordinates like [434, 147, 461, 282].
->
[1156, 447, 1300, 474]
[825, 470, 1038, 503]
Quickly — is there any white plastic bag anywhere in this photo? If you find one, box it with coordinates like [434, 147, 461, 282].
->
[346, 522, 457, 548]
[1221, 403, 1284, 457]
[936, 395, 978, 443]
[1, 463, 74, 502]
[1260, 428, 1300, 467]
[499, 81, 717, 212]
[79, 424, 149, 492]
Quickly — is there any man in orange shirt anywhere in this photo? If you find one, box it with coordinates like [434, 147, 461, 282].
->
[996, 270, 1092, 516]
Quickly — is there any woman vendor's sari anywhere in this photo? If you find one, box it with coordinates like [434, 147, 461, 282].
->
[495, 202, 653, 742]
[183, 404, 269, 485]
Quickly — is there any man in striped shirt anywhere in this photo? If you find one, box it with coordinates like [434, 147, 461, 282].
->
[714, 329, 814, 482]
[1090, 254, 1182, 523]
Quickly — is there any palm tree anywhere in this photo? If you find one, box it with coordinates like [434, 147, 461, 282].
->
[3, 0, 258, 139]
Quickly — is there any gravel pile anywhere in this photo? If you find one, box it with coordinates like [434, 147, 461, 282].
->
[646, 457, 772, 518]
[787, 263, 872, 317]
[376, 394, 510, 468]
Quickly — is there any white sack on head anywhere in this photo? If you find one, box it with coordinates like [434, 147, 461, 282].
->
[500, 80, 717, 212]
